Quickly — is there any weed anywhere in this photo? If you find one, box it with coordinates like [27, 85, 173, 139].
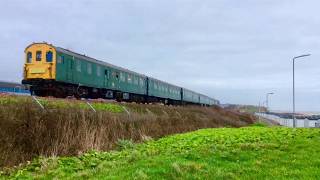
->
[116, 139, 135, 151]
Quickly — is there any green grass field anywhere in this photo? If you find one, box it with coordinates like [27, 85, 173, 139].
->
[2, 126, 319, 179]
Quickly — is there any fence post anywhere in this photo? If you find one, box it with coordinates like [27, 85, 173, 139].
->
[86, 101, 96, 113]
[122, 106, 130, 116]
[31, 96, 45, 110]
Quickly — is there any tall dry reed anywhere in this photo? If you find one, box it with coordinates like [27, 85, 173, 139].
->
[0, 97, 255, 168]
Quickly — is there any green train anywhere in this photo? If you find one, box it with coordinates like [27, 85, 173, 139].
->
[22, 43, 219, 106]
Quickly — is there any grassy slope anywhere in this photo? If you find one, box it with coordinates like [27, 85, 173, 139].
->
[0, 95, 255, 169]
[0, 95, 124, 113]
[2, 126, 320, 179]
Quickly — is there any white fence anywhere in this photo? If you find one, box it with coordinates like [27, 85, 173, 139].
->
[255, 113, 319, 128]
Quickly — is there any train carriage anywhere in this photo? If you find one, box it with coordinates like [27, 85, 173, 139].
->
[182, 88, 200, 104]
[22, 42, 218, 106]
[148, 77, 181, 104]
[23, 43, 147, 100]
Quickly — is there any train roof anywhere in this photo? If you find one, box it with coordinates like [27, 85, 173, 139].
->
[55, 46, 147, 78]
[54, 45, 183, 90]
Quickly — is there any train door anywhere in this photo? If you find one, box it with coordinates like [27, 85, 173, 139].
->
[66, 58, 73, 82]
[110, 70, 120, 90]
[104, 69, 110, 88]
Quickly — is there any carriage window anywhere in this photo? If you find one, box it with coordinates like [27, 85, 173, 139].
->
[139, 78, 144, 86]
[134, 76, 139, 85]
[120, 73, 125, 82]
[87, 63, 92, 74]
[46, 51, 53, 62]
[105, 70, 109, 78]
[76, 60, 81, 72]
[27, 52, 32, 63]
[127, 74, 132, 83]
[97, 66, 101, 76]
[115, 72, 119, 79]
[57, 55, 64, 64]
[36, 51, 42, 61]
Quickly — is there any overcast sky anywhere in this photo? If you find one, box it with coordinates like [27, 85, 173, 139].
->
[0, 0, 319, 111]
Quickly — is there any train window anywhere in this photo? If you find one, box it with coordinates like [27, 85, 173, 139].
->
[36, 51, 42, 61]
[26, 52, 32, 63]
[134, 76, 139, 85]
[115, 72, 119, 79]
[76, 60, 81, 72]
[120, 73, 125, 82]
[46, 51, 53, 62]
[87, 63, 92, 74]
[57, 55, 64, 64]
[127, 74, 132, 83]
[112, 71, 119, 79]
[139, 78, 144, 86]
[97, 66, 101, 76]
[104, 69, 109, 78]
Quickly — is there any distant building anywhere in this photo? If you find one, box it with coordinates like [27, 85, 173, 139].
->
[0, 81, 30, 94]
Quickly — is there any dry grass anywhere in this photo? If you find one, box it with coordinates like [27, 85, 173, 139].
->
[0, 96, 255, 168]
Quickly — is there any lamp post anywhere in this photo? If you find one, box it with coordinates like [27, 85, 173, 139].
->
[293, 54, 311, 128]
[266, 92, 274, 112]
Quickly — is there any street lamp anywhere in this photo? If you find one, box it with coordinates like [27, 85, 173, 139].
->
[266, 92, 274, 112]
[293, 54, 311, 128]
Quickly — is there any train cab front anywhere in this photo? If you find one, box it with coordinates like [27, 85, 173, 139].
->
[22, 43, 57, 96]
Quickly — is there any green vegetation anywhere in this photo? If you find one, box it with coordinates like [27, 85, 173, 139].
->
[0, 95, 255, 170]
[249, 122, 268, 127]
[0, 95, 123, 113]
[2, 127, 319, 179]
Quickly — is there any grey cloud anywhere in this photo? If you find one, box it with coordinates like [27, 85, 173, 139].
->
[0, 0, 319, 111]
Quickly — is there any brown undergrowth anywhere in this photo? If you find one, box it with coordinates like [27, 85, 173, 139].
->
[0, 96, 255, 168]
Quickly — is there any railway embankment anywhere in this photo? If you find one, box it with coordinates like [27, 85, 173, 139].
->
[2, 126, 320, 179]
[0, 95, 255, 169]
